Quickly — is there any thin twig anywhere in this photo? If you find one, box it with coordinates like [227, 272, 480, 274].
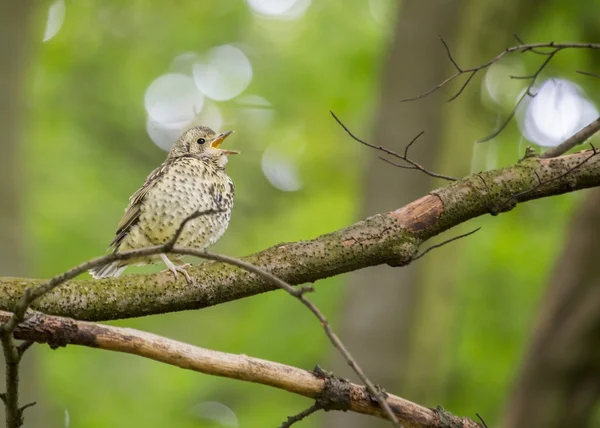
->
[0, 210, 220, 428]
[476, 413, 489, 428]
[512, 34, 554, 56]
[0, 311, 482, 427]
[448, 70, 477, 102]
[164, 209, 223, 250]
[400, 39, 600, 142]
[330, 111, 456, 181]
[439, 35, 462, 72]
[169, 249, 400, 426]
[477, 49, 559, 143]
[413, 228, 481, 261]
[279, 403, 323, 428]
[576, 69, 600, 79]
[496, 144, 600, 212]
[540, 117, 600, 158]
[0, 208, 401, 427]
[16, 341, 33, 358]
[513, 144, 599, 200]
[401, 41, 600, 103]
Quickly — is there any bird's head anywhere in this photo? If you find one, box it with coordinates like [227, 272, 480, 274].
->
[169, 125, 239, 167]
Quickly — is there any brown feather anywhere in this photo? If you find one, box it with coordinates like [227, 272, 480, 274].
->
[108, 160, 173, 250]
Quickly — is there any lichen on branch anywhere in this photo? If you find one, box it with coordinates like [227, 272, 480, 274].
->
[0, 149, 598, 321]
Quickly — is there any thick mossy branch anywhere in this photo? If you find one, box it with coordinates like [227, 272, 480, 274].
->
[0, 150, 598, 321]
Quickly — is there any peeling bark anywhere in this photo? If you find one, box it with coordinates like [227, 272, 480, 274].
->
[0, 151, 597, 321]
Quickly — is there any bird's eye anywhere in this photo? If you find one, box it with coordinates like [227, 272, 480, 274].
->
[197, 138, 206, 145]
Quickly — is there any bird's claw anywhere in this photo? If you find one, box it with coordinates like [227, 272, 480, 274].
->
[160, 255, 194, 284]
[171, 263, 193, 284]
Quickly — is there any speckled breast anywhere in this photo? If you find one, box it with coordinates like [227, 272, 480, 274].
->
[139, 157, 234, 249]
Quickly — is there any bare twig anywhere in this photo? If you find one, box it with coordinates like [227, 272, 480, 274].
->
[0, 207, 400, 426]
[477, 49, 559, 143]
[476, 413, 489, 428]
[400, 39, 600, 142]
[167, 251, 398, 425]
[165, 208, 222, 249]
[512, 34, 553, 56]
[576, 69, 600, 79]
[401, 41, 600, 103]
[330, 111, 457, 181]
[16, 342, 33, 358]
[0, 209, 222, 428]
[279, 403, 322, 428]
[413, 228, 481, 261]
[513, 144, 599, 200]
[540, 117, 600, 158]
[440, 35, 462, 72]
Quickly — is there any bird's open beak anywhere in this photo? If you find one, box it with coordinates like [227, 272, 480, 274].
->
[211, 130, 239, 155]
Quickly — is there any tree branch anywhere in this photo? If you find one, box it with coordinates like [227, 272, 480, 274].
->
[330, 111, 457, 181]
[0, 310, 481, 428]
[0, 150, 599, 323]
[400, 41, 600, 103]
[0, 207, 401, 425]
[401, 40, 600, 143]
[540, 117, 600, 158]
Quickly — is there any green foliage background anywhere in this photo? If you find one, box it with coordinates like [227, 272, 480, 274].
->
[18, 0, 600, 427]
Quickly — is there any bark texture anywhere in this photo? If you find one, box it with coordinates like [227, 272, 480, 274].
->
[0, 310, 482, 428]
[0, 150, 598, 321]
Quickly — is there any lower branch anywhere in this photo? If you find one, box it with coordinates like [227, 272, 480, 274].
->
[1, 310, 480, 428]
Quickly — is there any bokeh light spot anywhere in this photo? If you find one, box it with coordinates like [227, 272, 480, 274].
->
[43, 0, 66, 42]
[193, 45, 253, 101]
[247, 0, 311, 19]
[483, 59, 526, 108]
[189, 401, 239, 427]
[144, 73, 204, 125]
[146, 102, 222, 152]
[517, 78, 598, 147]
[236, 95, 275, 130]
[170, 51, 199, 74]
[261, 144, 303, 192]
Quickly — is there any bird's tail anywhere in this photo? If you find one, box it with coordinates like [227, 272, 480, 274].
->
[89, 261, 126, 279]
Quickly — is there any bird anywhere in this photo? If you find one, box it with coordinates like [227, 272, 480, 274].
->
[89, 125, 238, 282]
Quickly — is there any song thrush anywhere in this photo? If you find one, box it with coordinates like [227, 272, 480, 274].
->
[89, 125, 238, 282]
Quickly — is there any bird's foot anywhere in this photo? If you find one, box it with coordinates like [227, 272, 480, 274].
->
[160, 254, 193, 284]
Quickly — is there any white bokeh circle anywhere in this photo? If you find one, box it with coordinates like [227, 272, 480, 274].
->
[144, 73, 204, 125]
[518, 78, 598, 147]
[261, 144, 303, 192]
[43, 0, 66, 42]
[193, 45, 253, 101]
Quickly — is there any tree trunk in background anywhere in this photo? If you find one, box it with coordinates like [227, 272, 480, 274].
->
[0, 1, 43, 425]
[406, 0, 545, 406]
[323, 1, 462, 427]
[502, 189, 600, 428]
[325, 1, 548, 426]
[0, 0, 31, 277]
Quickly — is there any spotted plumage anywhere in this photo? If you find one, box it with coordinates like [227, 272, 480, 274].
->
[89, 126, 238, 281]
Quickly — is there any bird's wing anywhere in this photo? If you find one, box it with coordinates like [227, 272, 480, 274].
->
[108, 160, 173, 250]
